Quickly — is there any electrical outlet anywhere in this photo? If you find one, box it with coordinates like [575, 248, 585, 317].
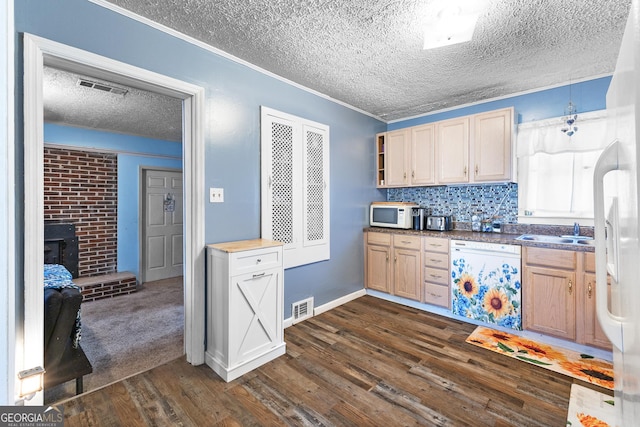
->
[209, 187, 224, 203]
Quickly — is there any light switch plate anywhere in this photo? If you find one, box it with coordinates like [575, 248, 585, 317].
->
[210, 187, 224, 203]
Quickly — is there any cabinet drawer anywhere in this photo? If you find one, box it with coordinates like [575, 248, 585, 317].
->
[368, 232, 391, 246]
[231, 248, 282, 273]
[393, 234, 421, 250]
[424, 252, 448, 268]
[424, 267, 449, 285]
[584, 252, 596, 273]
[524, 247, 576, 270]
[424, 237, 449, 253]
[425, 283, 450, 308]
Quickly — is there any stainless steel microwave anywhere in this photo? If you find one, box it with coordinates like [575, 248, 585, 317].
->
[369, 202, 418, 229]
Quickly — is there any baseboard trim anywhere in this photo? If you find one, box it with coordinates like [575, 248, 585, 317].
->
[315, 289, 366, 316]
[284, 288, 366, 328]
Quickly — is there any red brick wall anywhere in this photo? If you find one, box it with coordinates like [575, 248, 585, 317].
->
[44, 147, 118, 277]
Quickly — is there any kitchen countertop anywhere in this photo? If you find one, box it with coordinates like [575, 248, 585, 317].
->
[364, 227, 595, 252]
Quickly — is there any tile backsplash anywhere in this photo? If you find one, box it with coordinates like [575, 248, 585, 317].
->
[387, 182, 518, 224]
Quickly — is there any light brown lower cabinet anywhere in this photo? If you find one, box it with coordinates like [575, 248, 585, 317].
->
[423, 236, 450, 308]
[364, 231, 422, 302]
[523, 247, 611, 350]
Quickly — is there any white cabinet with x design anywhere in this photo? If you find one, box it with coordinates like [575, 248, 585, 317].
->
[205, 239, 286, 381]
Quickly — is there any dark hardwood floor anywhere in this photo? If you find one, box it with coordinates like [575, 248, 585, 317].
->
[61, 296, 603, 426]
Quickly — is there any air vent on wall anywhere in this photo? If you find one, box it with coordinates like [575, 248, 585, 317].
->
[292, 297, 314, 324]
[77, 78, 128, 96]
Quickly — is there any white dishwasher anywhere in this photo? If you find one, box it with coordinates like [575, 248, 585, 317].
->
[450, 240, 522, 330]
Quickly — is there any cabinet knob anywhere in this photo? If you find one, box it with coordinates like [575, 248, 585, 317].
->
[588, 282, 593, 298]
[568, 279, 573, 295]
[475, 165, 479, 175]
[256, 258, 262, 263]
[464, 166, 467, 176]
[412, 171, 415, 178]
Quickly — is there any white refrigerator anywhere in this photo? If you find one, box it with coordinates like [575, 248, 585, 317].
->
[593, 0, 640, 425]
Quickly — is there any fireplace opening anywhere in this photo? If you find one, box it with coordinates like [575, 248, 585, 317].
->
[44, 221, 79, 278]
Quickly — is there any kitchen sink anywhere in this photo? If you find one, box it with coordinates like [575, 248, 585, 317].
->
[515, 234, 594, 246]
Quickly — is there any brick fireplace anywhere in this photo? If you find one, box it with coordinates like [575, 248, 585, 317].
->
[43, 146, 136, 300]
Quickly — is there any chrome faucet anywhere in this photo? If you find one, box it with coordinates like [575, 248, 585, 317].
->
[573, 222, 580, 236]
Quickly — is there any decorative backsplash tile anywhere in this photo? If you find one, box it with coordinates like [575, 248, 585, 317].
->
[387, 183, 518, 224]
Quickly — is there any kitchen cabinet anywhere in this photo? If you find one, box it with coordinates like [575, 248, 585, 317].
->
[523, 247, 611, 349]
[205, 239, 286, 382]
[423, 236, 450, 308]
[411, 124, 436, 185]
[364, 232, 421, 301]
[436, 117, 470, 184]
[473, 108, 513, 182]
[523, 247, 577, 340]
[392, 235, 422, 301]
[376, 107, 514, 187]
[365, 232, 392, 293]
[377, 124, 436, 188]
[385, 129, 410, 186]
[577, 252, 612, 350]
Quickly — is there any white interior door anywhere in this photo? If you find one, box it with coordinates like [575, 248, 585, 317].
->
[143, 169, 183, 282]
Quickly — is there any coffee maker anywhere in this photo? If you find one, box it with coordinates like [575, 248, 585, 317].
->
[412, 207, 428, 230]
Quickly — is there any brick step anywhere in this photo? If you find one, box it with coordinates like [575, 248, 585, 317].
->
[73, 272, 137, 302]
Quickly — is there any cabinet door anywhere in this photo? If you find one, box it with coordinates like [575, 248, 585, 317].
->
[411, 124, 436, 185]
[386, 129, 410, 186]
[523, 266, 576, 340]
[436, 117, 469, 184]
[366, 244, 391, 292]
[393, 248, 421, 301]
[580, 271, 612, 349]
[229, 267, 283, 365]
[473, 108, 513, 182]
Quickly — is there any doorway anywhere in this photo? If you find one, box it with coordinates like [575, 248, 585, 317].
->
[142, 168, 184, 283]
[22, 33, 206, 405]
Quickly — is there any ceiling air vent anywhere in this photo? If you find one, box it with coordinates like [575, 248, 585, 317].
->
[292, 297, 314, 324]
[77, 78, 128, 96]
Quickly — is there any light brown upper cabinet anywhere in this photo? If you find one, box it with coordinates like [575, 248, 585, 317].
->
[472, 108, 513, 182]
[385, 128, 411, 186]
[435, 117, 470, 184]
[376, 107, 514, 188]
[411, 124, 436, 186]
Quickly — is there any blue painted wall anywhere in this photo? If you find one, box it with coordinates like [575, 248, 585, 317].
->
[45, 124, 182, 278]
[15, 0, 386, 317]
[388, 77, 611, 130]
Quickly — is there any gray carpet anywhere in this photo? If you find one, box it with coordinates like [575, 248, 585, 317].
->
[44, 276, 184, 404]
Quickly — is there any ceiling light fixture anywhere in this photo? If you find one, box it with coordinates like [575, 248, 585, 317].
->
[561, 81, 578, 137]
[423, 0, 485, 50]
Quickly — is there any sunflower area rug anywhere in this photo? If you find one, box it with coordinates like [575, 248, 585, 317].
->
[466, 326, 614, 390]
[566, 383, 616, 427]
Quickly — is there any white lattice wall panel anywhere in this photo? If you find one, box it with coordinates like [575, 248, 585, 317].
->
[305, 130, 324, 243]
[271, 122, 294, 244]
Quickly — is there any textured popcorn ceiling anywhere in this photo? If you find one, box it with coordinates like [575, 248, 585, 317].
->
[45, 0, 632, 140]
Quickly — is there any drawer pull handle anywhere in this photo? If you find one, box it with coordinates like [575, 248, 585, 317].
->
[252, 272, 265, 278]
[430, 274, 441, 279]
[429, 293, 441, 298]
[429, 244, 442, 248]
[401, 240, 411, 244]
[430, 259, 441, 263]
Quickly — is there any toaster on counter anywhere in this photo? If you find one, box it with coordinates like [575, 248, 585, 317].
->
[426, 216, 452, 231]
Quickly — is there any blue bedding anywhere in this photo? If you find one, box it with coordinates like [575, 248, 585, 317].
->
[44, 264, 82, 348]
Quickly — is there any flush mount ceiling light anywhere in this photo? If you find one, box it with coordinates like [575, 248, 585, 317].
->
[423, 0, 486, 50]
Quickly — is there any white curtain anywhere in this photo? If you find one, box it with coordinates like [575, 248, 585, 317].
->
[517, 110, 609, 220]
